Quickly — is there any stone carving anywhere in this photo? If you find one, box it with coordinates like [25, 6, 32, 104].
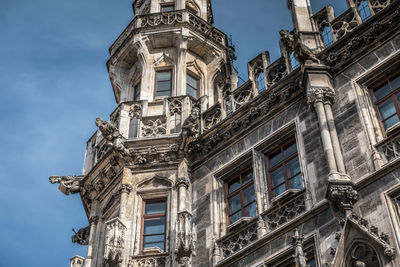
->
[175, 211, 195, 266]
[72, 226, 90, 245]
[233, 82, 254, 110]
[218, 222, 258, 259]
[96, 117, 128, 157]
[104, 218, 126, 267]
[133, 256, 167, 267]
[198, 79, 302, 155]
[96, 142, 111, 162]
[307, 87, 336, 105]
[369, 0, 393, 13]
[322, 2, 400, 69]
[188, 13, 224, 44]
[313, 9, 330, 33]
[292, 229, 307, 267]
[266, 59, 288, 87]
[49, 175, 84, 195]
[129, 104, 142, 118]
[141, 11, 183, 27]
[377, 132, 400, 162]
[264, 194, 306, 230]
[280, 30, 320, 65]
[142, 118, 167, 137]
[128, 144, 182, 167]
[180, 106, 201, 152]
[168, 98, 183, 116]
[331, 9, 359, 40]
[327, 184, 359, 212]
[203, 106, 222, 131]
[120, 183, 133, 194]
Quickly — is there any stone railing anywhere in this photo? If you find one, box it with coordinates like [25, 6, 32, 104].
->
[95, 138, 111, 165]
[202, 103, 223, 131]
[262, 193, 306, 231]
[266, 57, 288, 88]
[103, 218, 126, 265]
[331, 8, 360, 40]
[376, 126, 400, 162]
[130, 254, 169, 267]
[110, 10, 226, 55]
[232, 81, 254, 111]
[217, 219, 258, 259]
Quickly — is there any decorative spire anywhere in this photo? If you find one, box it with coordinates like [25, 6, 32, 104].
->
[292, 228, 307, 267]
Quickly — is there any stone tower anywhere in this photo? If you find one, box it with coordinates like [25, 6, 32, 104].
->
[51, 0, 400, 266]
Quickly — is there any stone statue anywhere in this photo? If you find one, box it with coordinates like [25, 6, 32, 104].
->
[72, 226, 90, 245]
[180, 106, 201, 152]
[95, 117, 129, 157]
[280, 29, 320, 65]
[49, 175, 84, 195]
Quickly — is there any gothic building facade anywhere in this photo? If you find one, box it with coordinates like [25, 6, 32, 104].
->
[50, 0, 400, 266]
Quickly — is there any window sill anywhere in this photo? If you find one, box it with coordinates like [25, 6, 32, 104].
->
[142, 247, 164, 255]
[227, 216, 257, 233]
[385, 122, 400, 137]
[270, 188, 304, 207]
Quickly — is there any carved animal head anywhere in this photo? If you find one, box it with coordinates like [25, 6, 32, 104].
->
[49, 176, 61, 184]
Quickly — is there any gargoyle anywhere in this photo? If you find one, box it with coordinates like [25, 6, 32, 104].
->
[49, 175, 84, 195]
[280, 29, 320, 65]
[95, 117, 129, 157]
[72, 226, 90, 245]
[180, 106, 201, 152]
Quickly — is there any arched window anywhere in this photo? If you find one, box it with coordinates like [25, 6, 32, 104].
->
[321, 26, 334, 48]
[345, 242, 381, 267]
[358, 1, 372, 22]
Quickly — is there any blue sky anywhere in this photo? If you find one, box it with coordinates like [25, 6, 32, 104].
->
[0, 0, 347, 266]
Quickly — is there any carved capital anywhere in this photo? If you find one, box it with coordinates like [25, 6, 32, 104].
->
[307, 87, 336, 105]
[384, 246, 395, 260]
[327, 184, 358, 212]
[176, 177, 190, 189]
[120, 184, 133, 194]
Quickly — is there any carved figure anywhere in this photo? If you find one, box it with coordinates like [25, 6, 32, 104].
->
[49, 175, 84, 195]
[280, 30, 320, 65]
[72, 226, 90, 245]
[95, 117, 129, 157]
[180, 106, 201, 152]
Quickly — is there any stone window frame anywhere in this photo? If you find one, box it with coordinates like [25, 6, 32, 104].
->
[263, 233, 319, 267]
[212, 150, 259, 236]
[224, 165, 256, 225]
[254, 120, 309, 207]
[134, 177, 173, 256]
[356, 54, 400, 138]
[140, 199, 168, 252]
[384, 184, 400, 251]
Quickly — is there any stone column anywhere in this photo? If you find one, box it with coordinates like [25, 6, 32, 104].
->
[70, 255, 85, 267]
[119, 183, 133, 220]
[177, 35, 188, 96]
[84, 215, 99, 267]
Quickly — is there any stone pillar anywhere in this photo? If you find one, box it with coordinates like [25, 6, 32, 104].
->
[119, 167, 133, 220]
[70, 255, 85, 267]
[84, 215, 99, 267]
[177, 35, 188, 97]
[177, 160, 190, 212]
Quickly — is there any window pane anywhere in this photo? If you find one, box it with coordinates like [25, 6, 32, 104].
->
[288, 173, 303, 190]
[307, 259, 316, 267]
[229, 194, 241, 214]
[269, 151, 283, 167]
[391, 75, 400, 91]
[242, 185, 255, 205]
[358, 1, 371, 21]
[378, 99, 396, 120]
[187, 74, 197, 88]
[157, 71, 171, 81]
[157, 81, 171, 91]
[228, 178, 240, 194]
[156, 90, 171, 97]
[374, 83, 391, 100]
[186, 86, 197, 98]
[287, 157, 301, 178]
[270, 167, 284, 187]
[243, 202, 257, 218]
[383, 115, 400, 129]
[230, 211, 242, 223]
[283, 143, 297, 159]
[161, 5, 174, 12]
[129, 117, 139, 138]
[322, 26, 333, 47]
[242, 171, 253, 185]
[144, 218, 165, 235]
[273, 184, 286, 197]
[145, 202, 166, 214]
[143, 235, 164, 250]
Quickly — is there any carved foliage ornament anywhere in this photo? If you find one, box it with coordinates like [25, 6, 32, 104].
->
[328, 184, 358, 212]
[307, 87, 336, 105]
[104, 218, 126, 266]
